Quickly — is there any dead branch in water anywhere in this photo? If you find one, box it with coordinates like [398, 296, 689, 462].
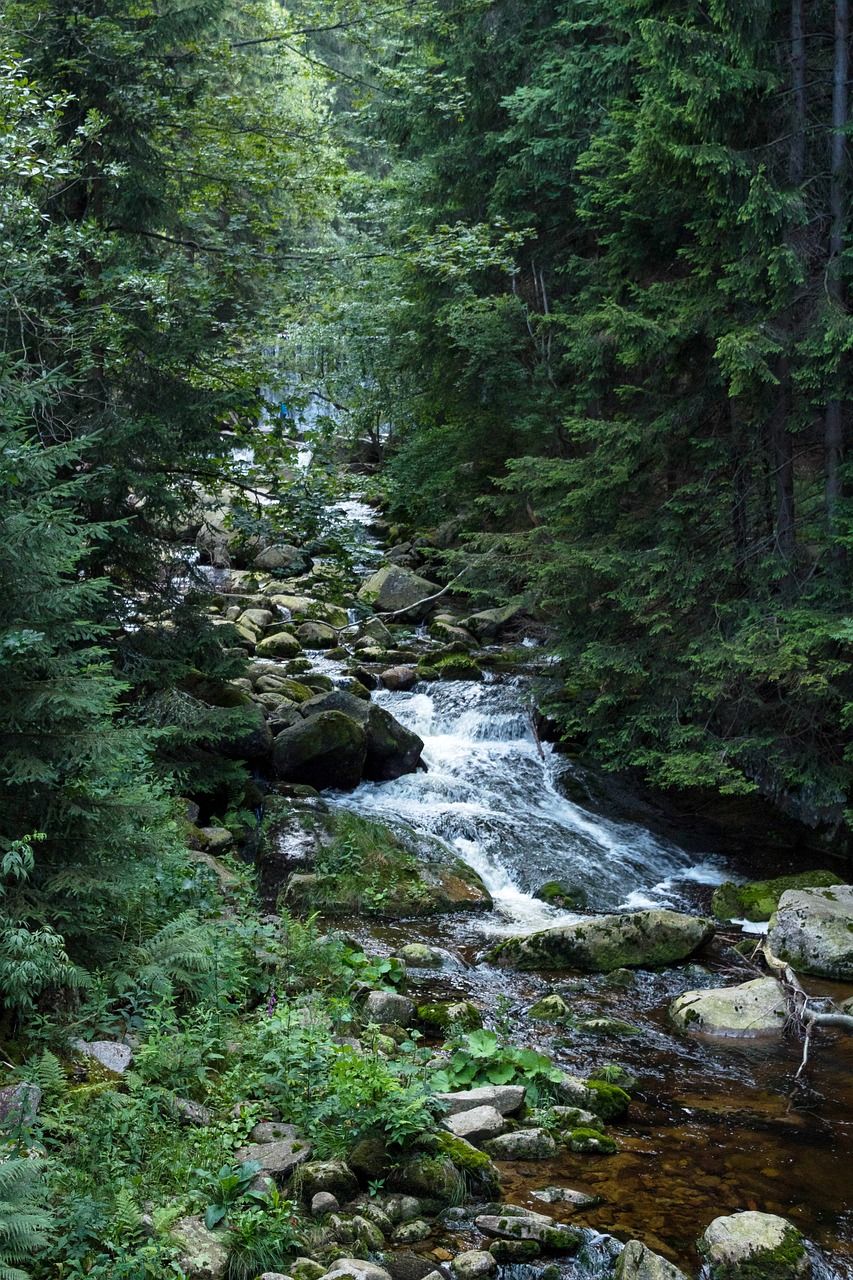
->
[758, 943, 853, 1080]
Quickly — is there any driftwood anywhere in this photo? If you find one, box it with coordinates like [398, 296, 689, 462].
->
[758, 943, 853, 1079]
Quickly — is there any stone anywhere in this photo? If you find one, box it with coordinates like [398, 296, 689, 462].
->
[240, 607, 274, 630]
[250, 1121, 299, 1143]
[199, 826, 233, 851]
[255, 631, 303, 660]
[670, 977, 787, 1039]
[482, 1129, 557, 1160]
[533, 881, 588, 910]
[72, 1039, 133, 1074]
[296, 1160, 359, 1203]
[698, 1211, 810, 1279]
[272, 711, 367, 790]
[170, 1215, 228, 1280]
[568, 1128, 619, 1154]
[0, 1083, 41, 1132]
[215, 702, 273, 761]
[768, 884, 853, 980]
[398, 943, 443, 968]
[364, 990, 414, 1026]
[531, 1187, 600, 1207]
[443, 1105, 509, 1146]
[255, 544, 312, 574]
[290, 1260, 327, 1280]
[451, 1252, 497, 1279]
[169, 1097, 212, 1127]
[380, 665, 419, 691]
[489, 1241, 541, 1263]
[388, 1155, 460, 1203]
[490, 909, 715, 972]
[258, 1274, 294, 1280]
[575, 1016, 642, 1037]
[394, 1220, 432, 1244]
[527, 994, 570, 1020]
[237, 1136, 312, 1179]
[434, 1086, 526, 1118]
[296, 621, 339, 648]
[364, 703, 425, 781]
[384, 1194, 426, 1224]
[615, 1240, 690, 1280]
[418, 1001, 482, 1032]
[712, 870, 845, 923]
[461, 605, 523, 641]
[327, 1261, 393, 1280]
[474, 1213, 583, 1253]
[358, 565, 441, 620]
[347, 1137, 393, 1181]
[312, 1191, 340, 1216]
[547, 1106, 604, 1134]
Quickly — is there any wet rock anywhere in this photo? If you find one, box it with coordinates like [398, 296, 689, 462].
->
[527, 994, 570, 1020]
[380, 666, 419, 691]
[556, 1076, 631, 1119]
[384, 1194, 426, 1224]
[312, 1192, 340, 1216]
[72, 1040, 133, 1074]
[698, 1211, 810, 1279]
[297, 1160, 359, 1203]
[444, 1105, 509, 1146]
[364, 991, 414, 1026]
[489, 1241, 541, 1263]
[0, 1083, 41, 1132]
[388, 1155, 460, 1203]
[531, 1187, 600, 1207]
[398, 943, 443, 968]
[546, 1106, 604, 1134]
[575, 1016, 642, 1037]
[615, 1240, 689, 1280]
[768, 885, 853, 980]
[534, 881, 588, 911]
[384, 1255, 441, 1280]
[394, 1219, 432, 1244]
[254, 544, 312, 574]
[568, 1128, 619, 1154]
[327, 1260, 393, 1280]
[240, 607, 275, 630]
[291, 1260, 326, 1280]
[451, 1252, 497, 1279]
[483, 1129, 557, 1160]
[236, 1136, 312, 1180]
[490, 909, 714, 972]
[461, 605, 523, 641]
[418, 1001, 482, 1032]
[360, 1202, 394, 1236]
[435, 1086, 525, 1118]
[364, 703, 425, 781]
[670, 977, 787, 1039]
[255, 631, 303, 660]
[347, 1137, 393, 1182]
[358, 565, 441, 619]
[296, 621, 339, 649]
[352, 1214, 385, 1250]
[272, 712, 367, 791]
[474, 1213, 582, 1253]
[170, 1215, 228, 1279]
[712, 870, 845, 923]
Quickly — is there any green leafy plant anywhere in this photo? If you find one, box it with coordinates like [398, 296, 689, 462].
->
[224, 1190, 302, 1280]
[0, 1157, 53, 1280]
[431, 1029, 562, 1102]
[191, 1161, 265, 1230]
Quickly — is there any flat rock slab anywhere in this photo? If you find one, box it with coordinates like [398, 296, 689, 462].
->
[531, 1187, 600, 1207]
[768, 884, 853, 980]
[482, 1129, 557, 1160]
[72, 1040, 133, 1074]
[237, 1137, 312, 1177]
[170, 1215, 228, 1280]
[435, 1086, 525, 1117]
[474, 1214, 582, 1253]
[444, 1105, 508, 1146]
[615, 1240, 689, 1280]
[670, 977, 787, 1039]
[490, 910, 714, 972]
[699, 1211, 810, 1279]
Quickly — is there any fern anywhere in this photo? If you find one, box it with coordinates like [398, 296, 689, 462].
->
[110, 912, 215, 1004]
[109, 1186, 143, 1247]
[22, 1051, 66, 1099]
[0, 1157, 52, 1280]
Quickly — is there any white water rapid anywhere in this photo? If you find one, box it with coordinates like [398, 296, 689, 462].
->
[332, 677, 728, 933]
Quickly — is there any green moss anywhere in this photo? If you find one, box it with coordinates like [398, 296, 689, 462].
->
[434, 1132, 500, 1192]
[702, 1225, 807, 1280]
[431, 654, 483, 681]
[712, 870, 846, 922]
[489, 1240, 541, 1262]
[568, 1127, 619, 1154]
[417, 1001, 482, 1031]
[582, 1079, 631, 1119]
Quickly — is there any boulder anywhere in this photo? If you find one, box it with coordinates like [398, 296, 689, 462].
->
[291, 1260, 326, 1280]
[215, 703, 274, 761]
[388, 1155, 460, 1202]
[254, 544, 312, 574]
[394, 1220, 432, 1244]
[461, 605, 523, 641]
[534, 881, 588, 910]
[297, 1160, 358, 1203]
[72, 1040, 133, 1074]
[435, 1086, 525, 1118]
[250, 1121, 299, 1143]
[712, 870, 846, 922]
[443, 1105, 508, 1146]
[358, 565, 440, 620]
[670, 978, 787, 1039]
[364, 990, 414, 1025]
[474, 1213, 582, 1253]
[615, 1240, 689, 1280]
[527, 994, 570, 1020]
[488, 1241, 541, 1263]
[531, 1186, 600, 1207]
[237, 1136, 312, 1179]
[272, 712, 367, 791]
[556, 1076, 631, 1119]
[170, 1216, 228, 1280]
[451, 1252, 497, 1279]
[698, 1211, 810, 1279]
[296, 620, 339, 648]
[365, 703, 425, 780]
[489, 910, 714, 972]
[327, 1261, 393, 1280]
[380, 666, 419, 691]
[239, 607, 274, 630]
[255, 631, 303, 660]
[300, 689, 371, 723]
[0, 1082, 41, 1132]
[482, 1129, 557, 1160]
[768, 884, 853, 979]
[398, 943, 443, 968]
[568, 1128, 619, 1154]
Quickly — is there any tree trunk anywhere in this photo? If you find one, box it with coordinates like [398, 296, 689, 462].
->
[825, 0, 849, 528]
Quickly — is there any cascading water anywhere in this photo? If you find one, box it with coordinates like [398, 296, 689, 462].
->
[332, 677, 728, 933]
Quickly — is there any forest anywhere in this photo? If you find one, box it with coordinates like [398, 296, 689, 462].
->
[2, 0, 853, 1277]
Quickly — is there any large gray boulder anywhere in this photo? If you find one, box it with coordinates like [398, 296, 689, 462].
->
[768, 884, 853, 979]
[615, 1240, 689, 1280]
[0, 1083, 41, 1132]
[482, 1129, 557, 1160]
[299, 691, 424, 782]
[255, 631, 302, 660]
[358, 565, 440, 620]
[296, 1160, 359, 1204]
[490, 910, 714, 972]
[236, 1136, 312, 1180]
[254, 544, 312, 574]
[272, 711, 367, 790]
[363, 990, 414, 1025]
[474, 1212, 582, 1253]
[443, 1105, 508, 1146]
[461, 605, 523, 641]
[670, 978, 787, 1039]
[698, 1211, 810, 1279]
[170, 1216, 229, 1279]
[435, 1086, 525, 1117]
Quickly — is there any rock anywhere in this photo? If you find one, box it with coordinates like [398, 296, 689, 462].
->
[461, 605, 523, 640]
[556, 1077, 631, 1119]
[290, 1260, 326, 1280]
[300, 689, 370, 723]
[327, 1261, 393, 1280]
[240, 607, 274, 630]
[296, 1160, 359, 1203]
[170, 1215, 228, 1279]
[768, 884, 853, 979]
[451, 1252, 497, 1279]
[489, 1241, 541, 1263]
[489, 909, 715, 972]
[435, 1086, 526, 1117]
[418, 1001, 482, 1032]
[568, 1128, 619, 1154]
[215, 702, 273, 761]
[670, 977, 787, 1039]
[394, 1220, 432, 1244]
[237, 1136, 312, 1179]
[698, 1211, 810, 1279]
[255, 631, 303, 660]
[533, 881, 588, 911]
[347, 1137, 393, 1182]
[474, 1213, 582, 1253]
[364, 990, 414, 1026]
[483, 1129, 557, 1160]
[713, 870, 845, 923]
[527, 994, 570, 1020]
[312, 1191, 339, 1215]
[547, 1106, 604, 1133]
[72, 1040, 133, 1074]
[296, 620, 339, 648]
[615, 1240, 690, 1280]
[199, 826, 233, 851]
[365, 703, 425, 780]
[169, 1097, 212, 1127]
[358, 565, 441, 620]
[255, 544, 312, 574]
[250, 1121, 299, 1143]
[258, 1274, 294, 1280]
[389, 1155, 461, 1203]
[384, 1194, 426, 1224]
[575, 1016, 642, 1037]
[531, 1187, 600, 1207]
[0, 1083, 41, 1132]
[444, 1105, 509, 1146]
[381, 666, 419, 691]
[272, 712, 367, 790]
[384, 1256, 439, 1280]
[398, 943, 443, 968]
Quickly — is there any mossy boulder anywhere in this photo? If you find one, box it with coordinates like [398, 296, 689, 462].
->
[295, 1160, 359, 1205]
[698, 1212, 810, 1280]
[299, 691, 425, 782]
[574, 1016, 642, 1037]
[534, 881, 588, 910]
[712, 870, 845, 922]
[170, 1215, 228, 1279]
[358, 565, 440, 620]
[388, 1153, 462, 1205]
[417, 1001, 482, 1032]
[489, 1240, 541, 1263]
[615, 1240, 689, 1280]
[670, 977, 787, 1039]
[527, 994, 570, 1021]
[398, 943, 443, 968]
[489, 909, 714, 972]
[435, 1132, 501, 1194]
[433, 654, 483, 682]
[255, 631, 302, 660]
[272, 711, 367, 790]
[483, 1129, 557, 1160]
[296, 620, 339, 649]
[555, 1075, 631, 1120]
[767, 884, 853, 980]
[568, 1127, 619, 1154]
[461, 605, 523, 641]
[474, 1213, 582, 1254]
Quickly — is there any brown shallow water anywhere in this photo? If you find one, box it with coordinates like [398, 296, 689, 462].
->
[339, 911, 853, 1277]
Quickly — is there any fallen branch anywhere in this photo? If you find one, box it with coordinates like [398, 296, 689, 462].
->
[375, 550, 498, 621]
[759, 943, 853, 1079]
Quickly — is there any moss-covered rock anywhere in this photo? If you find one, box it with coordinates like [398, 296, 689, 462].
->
[388, 1153, 462, 1205]
[615, 1240, 689, 1280]
[489, 1240, 541, 1263]
[255, 631, 303, 660]
[670, 978, 787, 1040]
[434, 1133, 502, 1195]
[568, 1127, 619, 1154]
[489, 909, 714, 972]
[698, 1212, 810, 1280]
[712, 870, 845, 922]
[768, 884, 853, 980]
[272, 711, 367, 790]
[534, 881, 588, 910]
[527, 994, 570, 1021]
[417, 1001, 483, 1032]
[583, 1080, 632, 1119]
